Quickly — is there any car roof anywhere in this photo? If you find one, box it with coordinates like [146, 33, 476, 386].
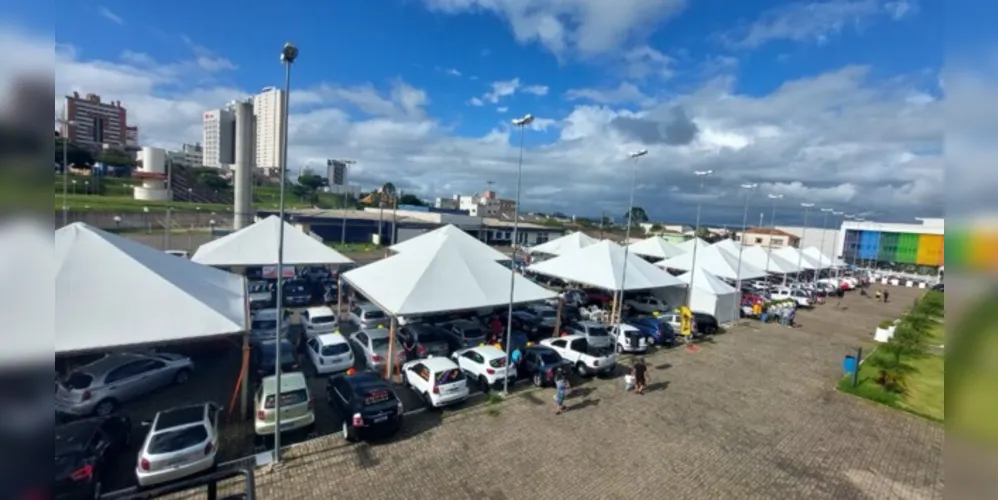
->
[55, 417, 105, 449]
[306, 306, 335, 316]
[153, 404, 206, 431]
[525, 345, 558, 355]
[469, 345, 505, 358]
[316, 333, 348, 345]
[548, 334, 585, 342]
[451, 319, 481, 328]
[359, 328, 389, 339]
[356, 302, 380, 311]
[343, 372, 392, 391]
[415, 357, 459, 371]
[253, 308, 281, 319]
[578, 321, 603, 327]
[618, 324, 640, 331]
[79, 353, 146, 374]
[261, 371, 307, 393]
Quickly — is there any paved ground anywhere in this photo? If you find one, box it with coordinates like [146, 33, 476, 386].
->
[152, 285, 942, 500]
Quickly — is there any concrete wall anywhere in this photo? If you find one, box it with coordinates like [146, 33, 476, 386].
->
[56, 210, 234, 231]
[776, 226, 840, 258]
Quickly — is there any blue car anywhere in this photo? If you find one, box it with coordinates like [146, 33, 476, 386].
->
[627, 317, 677, 346]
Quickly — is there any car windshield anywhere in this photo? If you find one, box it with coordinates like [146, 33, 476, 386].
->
[435, 368, 465, 384]
[264, 389, 308, 409]
[538, 310, 557, 319]
[251, 320, 277, 330]
[363, 309, 385, 320]
[260, 341, 295, 362]
[62, 372, 93, 390]
[284, 281, 307, 293]
[460, 327, 485, 339]
[147, 425, 208, 454]
[538, 352, 562, 365]
[320, 343, 350, 356]
[371, 337, 401, 351]
[248, 282, 269, 293]
[310, 314, 335, 324]
[587, 326, 609, 337]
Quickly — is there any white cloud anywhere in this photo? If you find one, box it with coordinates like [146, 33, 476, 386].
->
[446, 68, 462, 76]
[472, 78, 548, 105]
[622, 46, 674, 80]
[496, 106, 508, 113]
[566, 82, 652, 106]
[22, 27, 949, 222]
[98, 6, 125, 25]
[521, 85, 549, 96]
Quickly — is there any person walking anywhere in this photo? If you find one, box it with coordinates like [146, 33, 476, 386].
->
[632, 358, 648, 395]
[883, 289, 890, 303]
[554, 369, 569, 414]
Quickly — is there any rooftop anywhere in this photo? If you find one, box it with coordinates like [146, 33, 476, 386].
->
[742, 227, 799, 237]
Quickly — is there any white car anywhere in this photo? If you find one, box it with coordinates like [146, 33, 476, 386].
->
[302, 306, 338, 337]
[250, 308, 292, 344]
[400, 357, 470, 408]
[348, 303, 389, 329]
[247, 280, 273, 309]
[540, 335, 616, 377]
[657, 312, 683, 332]
[135, 402, 219, 487]
[253, 372, 315, 437]
[772, 288, 812, 307]
[452, 345, 516, 392]
[610, 324, 648, 354]
[350, 328, 404, 372]
[625, 296, 669, 314]
[305, 333, 355, 374]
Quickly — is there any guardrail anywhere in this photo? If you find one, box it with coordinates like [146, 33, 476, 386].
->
[99, 465, 255, 500]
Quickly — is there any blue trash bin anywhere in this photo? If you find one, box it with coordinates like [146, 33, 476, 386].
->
[842, 355, 858, 376]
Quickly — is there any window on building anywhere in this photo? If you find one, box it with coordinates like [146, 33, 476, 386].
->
[754, 237, 764, 244]
[772, 240, 783, 247]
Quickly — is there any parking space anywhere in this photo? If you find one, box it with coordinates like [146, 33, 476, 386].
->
[156, 288, 942, 500]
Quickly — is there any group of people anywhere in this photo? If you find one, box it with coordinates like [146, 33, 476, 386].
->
[552, 358, 650, 415]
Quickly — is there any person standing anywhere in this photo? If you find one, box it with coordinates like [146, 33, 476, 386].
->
[632, 358, 648, 395]
[883, 289, 890, 303]
[554, 369, 569, 414]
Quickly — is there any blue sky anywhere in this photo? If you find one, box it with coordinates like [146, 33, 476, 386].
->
[13, 0, 986, 224]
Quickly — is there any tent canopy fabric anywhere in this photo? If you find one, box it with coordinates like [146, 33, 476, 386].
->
[527, 240, 686, 292]
[801, 247, 835, 268]
[628, 236, 685, 260]
[56, 223, 247, 355]
[656, 245, 769, 281]
[674, 237, 710, 254]
[528, 231, 599, 256]
[740, 246, 800, 274]
[676, 270, 740, 324]
[711, 239, 741, 256]
[191, 215, 353, 267]
[773, 247, 821, 270]
[389, 224, 508, 261]
[677, 270, 737, 294]
[342, 234, 556, 317]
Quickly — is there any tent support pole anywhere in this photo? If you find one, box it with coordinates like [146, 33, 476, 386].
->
[336, 275, 343, 319]
[553, 297, 563, 337]
[609, 295, 618, 326]
[385, 317, 398, 380]
[239, 332, 249, 418]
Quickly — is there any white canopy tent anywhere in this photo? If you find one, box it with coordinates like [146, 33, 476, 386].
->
[674, 237, 710, 254]
[773, 247, 821, 271]
[677, 271, 741, 324]
[656, 245, 769, 281]
[1, 221, 53, 365]
[528, 231, 599, 256]
[527, 240, 686, 291]
[390, 224, 508, 261]
[628, 236, 685, 260]
[191, 215, 353, 267]
[802, 247, 836, 269]
[342, 234, 557, 316]
[56, 223, 248, 355]
[710, 239, 741, 256]
[740, 246, 800, 274]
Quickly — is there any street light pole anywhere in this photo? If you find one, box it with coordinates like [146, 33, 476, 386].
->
[614, 149, 648, 325]
[795, 203, 814, 284]
[762, 194, 784, 284]
[272, 41, 298, 466]
[817, 208, 833, 282]
[830, 211, 844, 278]
[502, 113, 533, 396]
[733, 183, 757, 320]
[686, 170, 713, 306]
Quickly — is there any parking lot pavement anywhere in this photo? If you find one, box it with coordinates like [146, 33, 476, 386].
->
[156, 289, 942, 500]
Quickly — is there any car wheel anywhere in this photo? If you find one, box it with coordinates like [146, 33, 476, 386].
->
[532, 372, 543, 387]
[341, 421, 356, 442]
[478, 375, 490, 393]
[615, 343, 623, 354]
[94, 399, 117, 417]
[173, 369, 191, 384]
[576, 362, 588, 377]
[92, 480, 102, 500]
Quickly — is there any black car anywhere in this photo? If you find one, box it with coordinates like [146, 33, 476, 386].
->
[518, 346, 571, 387]
[326, 373, 404, 442]
[692, 312, 719, 335]
[398, 323, 456, 358]
[251, 339, 299, 378]
[282, 279, 312, 307]
[931, 283, 943, 292]
[55, 416, 131, 499]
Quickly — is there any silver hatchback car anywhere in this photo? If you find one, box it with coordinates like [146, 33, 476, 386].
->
[135, 402, 220, 487]
[56, 352, 195, 417]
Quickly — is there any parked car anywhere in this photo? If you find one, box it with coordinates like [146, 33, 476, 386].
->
[247, 280, 273, 309]
[56, 352, 194, 418]
[517, 345, 571, 387]
[350, 328, 404, 372]
[525, 304, 559, 334]
[281, 279, 312, 307]
[625, 295, 670, 314]
[249, 308, 292, 345]
[254, 372, 314, 438]
[508, 311, 544, 340]
[305, 333, 355, 375]
[627, 317, 677, 346]
[931, 282, 944, 292]
[251, 338, 299, 379]
[692, 312, 720, 335]
[772, 288, 812, 308]
[539, 335, 615, 378]
[136, 402, 220, 487]
[347, 303, 389, 329]
[398, 323, 455, 358]
[562, 320, 612, 349]
[326, 372, 404, 442]
[610, 323, 648, 353]
[583, 289, 614, 307]
[452, 345, 517, 392]
[322, 281, 339, 304]
[55, 415, 131, 499]
[301, 306, 338, 337]
[401, 357, 470, 408]
[298, 266, 331, 282]
[657, 312, 683, 332]
[443, 319, 488, 348]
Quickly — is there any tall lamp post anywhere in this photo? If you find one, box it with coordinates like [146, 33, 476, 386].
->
[271, 41, 298, 466]
[502, 113, 534, 396]
[685, 170, 713, 306]
[816, 208, 834, 282]
[331, 159, 356, 245]
[732, 183, 757, 320]
[56, 108, 76, 227]
[795, 203, 814, 284]
[614, 149, 648, 325]
[762, 194, 783, 285]
[830, 211, 844, 278]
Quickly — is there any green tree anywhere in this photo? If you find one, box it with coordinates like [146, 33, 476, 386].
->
[649, 223, 663, 232]
[694, 227, 712, 239]
[54, 138, 96, 166]
[870, 312, 933, 392]
[298, 173, 326, 191]
[624, 206, 649, 225]
[97, 149, 135, 167]
[398, 193, 424, 206]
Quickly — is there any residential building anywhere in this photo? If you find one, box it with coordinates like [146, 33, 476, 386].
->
[458, 194, 500, 217]
[326, 159, 349, 186]
[124, 126, 139, 148]
[837, 217, 944, 269]
[252, 87, 286, 170]
[166, 143, 205, 168]
[776, 226, 840, 261]
[498, 198, 516, 212]
[734, 228, 801, 248]
[202, 108, 236, 167]
[62, 92, 128, 150]
[434, 196, 459, 210]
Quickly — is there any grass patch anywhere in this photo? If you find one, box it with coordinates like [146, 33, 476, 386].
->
[54, 194, 323, 213]
[839, 348, 944, 422]
[486, 392, 504, 405]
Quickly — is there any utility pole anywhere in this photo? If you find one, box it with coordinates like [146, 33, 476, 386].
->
[599, 210, 606, 239]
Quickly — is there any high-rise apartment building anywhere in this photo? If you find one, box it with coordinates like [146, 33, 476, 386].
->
[167, 143, 205, 168]
[62, 92, 128, 151]
[201, 109, 236, 167]
[252, 87, 286, 170]
[327, 159, 349, 186]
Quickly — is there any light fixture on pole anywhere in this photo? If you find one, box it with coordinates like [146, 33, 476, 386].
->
[502, 113, 533, 396]
[762, 194, 783, 285]
[614, 149, 648, 325]
[830, 211, 844, 278]
[817, 208, 834, 282]
[732, 183, 757, 320]
[685, 170, 713, 306]
[795, 203, 815, 284]
[271, 41, 298, 465]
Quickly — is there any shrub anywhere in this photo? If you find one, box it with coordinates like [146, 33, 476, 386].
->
[878, 319, 895, 329]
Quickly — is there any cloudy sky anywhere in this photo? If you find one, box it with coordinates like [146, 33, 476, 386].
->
[7, 0, 998, 226]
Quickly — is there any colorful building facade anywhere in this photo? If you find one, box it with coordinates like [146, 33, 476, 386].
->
[837, 218, 944, 270]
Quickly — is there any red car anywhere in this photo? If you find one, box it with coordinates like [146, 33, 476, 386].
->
[741, 292, 764, 305]
[583, 289, 614, 306]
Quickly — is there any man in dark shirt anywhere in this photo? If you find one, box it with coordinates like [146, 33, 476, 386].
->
[632, 358, 648, 395]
